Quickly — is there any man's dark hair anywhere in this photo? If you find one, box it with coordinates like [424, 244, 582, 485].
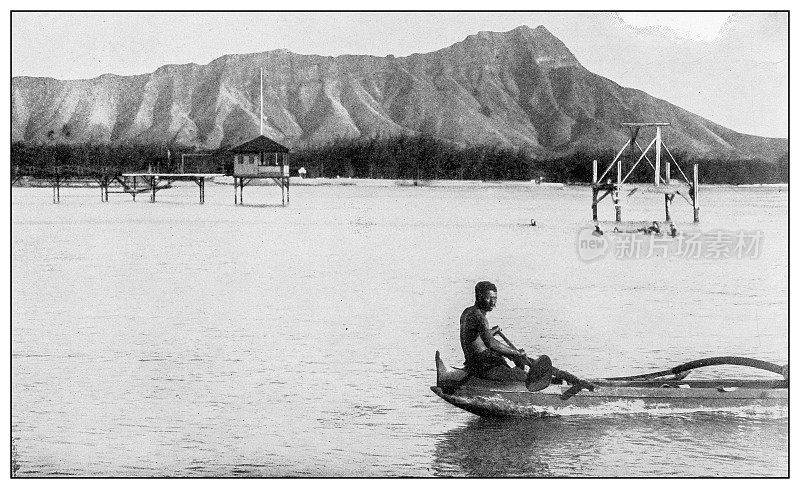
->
[475, 281, 497, 299]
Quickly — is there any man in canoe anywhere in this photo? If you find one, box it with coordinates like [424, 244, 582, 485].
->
[460, 281, 595, 393]
[461, 282, 547, 385]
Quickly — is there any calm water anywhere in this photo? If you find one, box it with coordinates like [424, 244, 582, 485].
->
[12, 182, 788, 477]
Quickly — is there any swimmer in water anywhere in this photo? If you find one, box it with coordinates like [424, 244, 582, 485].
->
[646, 221, 661, 234]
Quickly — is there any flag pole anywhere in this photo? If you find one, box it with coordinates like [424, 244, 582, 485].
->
[260, 67, 263, 136]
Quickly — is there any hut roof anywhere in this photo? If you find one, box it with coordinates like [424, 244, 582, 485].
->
[230, 135, 290, 154]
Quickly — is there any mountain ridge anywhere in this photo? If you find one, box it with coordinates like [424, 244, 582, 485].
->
[11, 25, 787, 163]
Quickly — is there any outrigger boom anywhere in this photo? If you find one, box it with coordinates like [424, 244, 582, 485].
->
[605, 356, 788, 382]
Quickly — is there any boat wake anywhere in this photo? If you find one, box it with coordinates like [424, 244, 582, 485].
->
[444, 391, 787, 419]
[541, 399, 788, 419]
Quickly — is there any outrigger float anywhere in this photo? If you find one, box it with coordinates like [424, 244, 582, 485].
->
[431, 352, 788, 417]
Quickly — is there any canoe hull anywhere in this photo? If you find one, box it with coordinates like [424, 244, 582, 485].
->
[431, 351, 787, 417]
[431, 384, 787, 418]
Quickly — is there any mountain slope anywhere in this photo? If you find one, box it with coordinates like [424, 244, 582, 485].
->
[11, 25, 787, 162]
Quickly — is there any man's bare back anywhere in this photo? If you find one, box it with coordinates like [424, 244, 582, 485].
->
[459, 305, 493, 364]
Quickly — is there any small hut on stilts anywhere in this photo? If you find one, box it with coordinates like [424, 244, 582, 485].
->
[231, 135, 291, 206]
[231, 67, 291, 206]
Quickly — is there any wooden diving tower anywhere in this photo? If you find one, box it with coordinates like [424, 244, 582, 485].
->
[591, 122, 699, 223]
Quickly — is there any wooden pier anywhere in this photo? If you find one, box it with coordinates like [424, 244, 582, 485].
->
[13, 164, 120, 204]
[117, 173, 224, 204]
[592, 122, 699, 223]
[13, 163, 225, 205]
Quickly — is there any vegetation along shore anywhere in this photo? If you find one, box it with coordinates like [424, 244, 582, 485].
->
[12, 134, 788, 186]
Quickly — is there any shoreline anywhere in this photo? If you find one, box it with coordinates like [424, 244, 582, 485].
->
[11, 176, 788, 189]
[212, 176, 566, 188]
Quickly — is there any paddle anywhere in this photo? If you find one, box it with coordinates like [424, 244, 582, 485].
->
[604, 356, 788, 381]
[493, 328, 595, 395]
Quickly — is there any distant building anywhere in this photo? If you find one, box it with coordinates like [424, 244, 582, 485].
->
[230, 135, 290, 178]
[230, 135, 292, 206]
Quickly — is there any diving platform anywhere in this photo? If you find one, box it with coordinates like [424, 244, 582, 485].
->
[592, 183, 688, 195]
[592, 122, 699, 223]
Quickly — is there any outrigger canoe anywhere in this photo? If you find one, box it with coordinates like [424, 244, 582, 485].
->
[431, 352, 788, 417]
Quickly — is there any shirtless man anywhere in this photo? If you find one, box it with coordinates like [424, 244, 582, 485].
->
[460, 281, 528, 381]
[459, 281, 596, 394]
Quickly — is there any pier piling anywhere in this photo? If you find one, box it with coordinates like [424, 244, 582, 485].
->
[591, 160, 598, 221]
[615, 157, 622, 222]
[52, 176, 60, 204]
[664, 194, 673, 222]
[692, 163, 700, 223]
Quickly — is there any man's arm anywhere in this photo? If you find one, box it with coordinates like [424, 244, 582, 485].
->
[480, 323, 524, 360]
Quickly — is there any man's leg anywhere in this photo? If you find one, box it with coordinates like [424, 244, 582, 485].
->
[470, 351, 528, 382]
[552, 367, 595, 391]
[478, 364, 526, 382]
[523, 355, 552, 391]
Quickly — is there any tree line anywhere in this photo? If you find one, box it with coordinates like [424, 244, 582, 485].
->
[11, 141, 227, 179]
[289, 135, 788, 184]
[11, 136, 787, 184]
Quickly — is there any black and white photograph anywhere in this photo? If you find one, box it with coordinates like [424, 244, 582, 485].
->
[9, 7, 790, 478]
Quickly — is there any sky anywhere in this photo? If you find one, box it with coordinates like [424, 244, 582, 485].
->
[11, 11, 734, 80]
[7, 6, 790, 138]
[618, 12, 730, 40]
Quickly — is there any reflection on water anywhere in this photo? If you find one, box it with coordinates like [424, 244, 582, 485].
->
[433, 417, 582, 476]
[432, 411, 789, 477]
